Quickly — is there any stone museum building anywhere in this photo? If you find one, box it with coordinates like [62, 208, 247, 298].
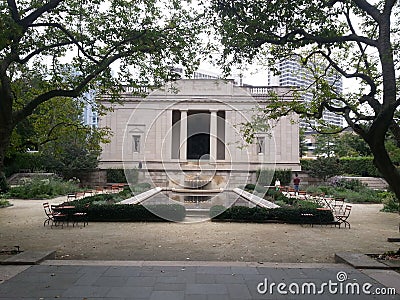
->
[98, 79, 300, 189]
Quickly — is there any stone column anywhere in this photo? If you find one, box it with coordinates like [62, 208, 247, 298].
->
[210, 110, 218, 162]
[179, 109, 187, 161]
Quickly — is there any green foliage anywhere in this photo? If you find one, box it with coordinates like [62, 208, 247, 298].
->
[73, 202, 185, 222]
[106, 169, 127, 183]
[306, 183, 383, 204]
[0, 0, 202, 191]
[210, 206, 334, 224]
[244, 183, 256, 191]
[106, 169, 139, 184]
[5, 96, 108, 179]
[67, 189, 185, 221]
[0, 199, 11, 208]
[256, 169, 292, 186]
[209, 0, 400, 200]
[313, 133, 372, 158]
[301, 157, 381, 178]
[380, 192, 399, 213]
[340, 157, 380, 177]
[273, 169, 292, 186]
[6, 177, 81, 199]
[86, 204, 186, 222]
[334, 178, 365, 192]
[130, 182, 152, 193]
[302, 157, 341, 181]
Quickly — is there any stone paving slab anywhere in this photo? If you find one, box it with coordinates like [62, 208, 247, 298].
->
[335, 252, 390, 269]
[0, 260, 398, 299]
[0, 250, 56, 265]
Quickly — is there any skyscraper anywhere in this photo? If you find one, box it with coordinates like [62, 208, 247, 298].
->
[268, 58, 344, 131]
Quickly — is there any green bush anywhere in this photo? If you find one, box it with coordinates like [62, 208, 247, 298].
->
[67, 188, 133, 206]
[210, 205, 334, 224]
[256, 169, 292, 186]
[83, 203, 185, 222]
[380, 192, 399, 213]
[6, 177, 81, 199]
[301, 157, 381, 178]
[306, 184, 383, 203]
[105, 168, 139, 184]
[4, 152, 46, 177]
[244, 183, 256, 191]
[265, 189, 293, 204]
[340, 157, 380, 177]
[106, 169, 127, 183]
[301, 157, 341, 181]
[273, 169, 292, 186]
[334, 178, 365, 192]
[131, 182, 151, 193]
[66, 189, 185, 221]
[0, 199, 12, 208]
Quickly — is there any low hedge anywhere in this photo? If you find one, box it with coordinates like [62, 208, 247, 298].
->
[66, 191, 186, 222]
[86, 204, 186, 222]
[210, 205, 334, 224]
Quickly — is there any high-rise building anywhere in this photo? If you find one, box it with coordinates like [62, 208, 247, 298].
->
[81, 91, 98, 128]
[268, 58, 343, 131]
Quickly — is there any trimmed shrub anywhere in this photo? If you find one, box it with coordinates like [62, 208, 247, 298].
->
[67, 190, 185, 222]
[244, 183, 256, 191]
[301, 157, 381, 178]
[85, 204, 185, 222]
[340, 157, 380, 177]
[210, 205, 334, 224]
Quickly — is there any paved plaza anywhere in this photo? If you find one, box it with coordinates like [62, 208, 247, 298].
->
[0, 260, 399, 299]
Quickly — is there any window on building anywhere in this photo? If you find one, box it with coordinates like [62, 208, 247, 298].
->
[257, 137, 265, 154]
[132, 135, 141, 153]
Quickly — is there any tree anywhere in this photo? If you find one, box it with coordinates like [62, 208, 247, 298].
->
[210, 0, 400, 200]
[334, 132, 372, 157]
[305, 157, 342, 181]
[314, 134, 338, 158]
[0, 0, 201, 191]
[299, 128, 307, 157]
[313, 132, 372, 157]
[5, 95, 109, 178]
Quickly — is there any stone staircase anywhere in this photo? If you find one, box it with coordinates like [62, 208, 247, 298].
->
[342, 176, 388, 190]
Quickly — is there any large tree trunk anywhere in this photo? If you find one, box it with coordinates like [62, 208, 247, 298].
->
[369, 141, 400, 200]
[0, 82, 14, 192]
[0, 126, 12, 192]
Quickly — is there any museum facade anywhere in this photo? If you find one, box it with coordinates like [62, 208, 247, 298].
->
[98, 79, 300, 189]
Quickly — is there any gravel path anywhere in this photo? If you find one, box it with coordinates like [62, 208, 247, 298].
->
[0, 197, 399, 263]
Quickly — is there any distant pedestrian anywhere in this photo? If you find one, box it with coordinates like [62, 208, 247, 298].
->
[293, 173, 300, 193]
[274, 179, 281, 191]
